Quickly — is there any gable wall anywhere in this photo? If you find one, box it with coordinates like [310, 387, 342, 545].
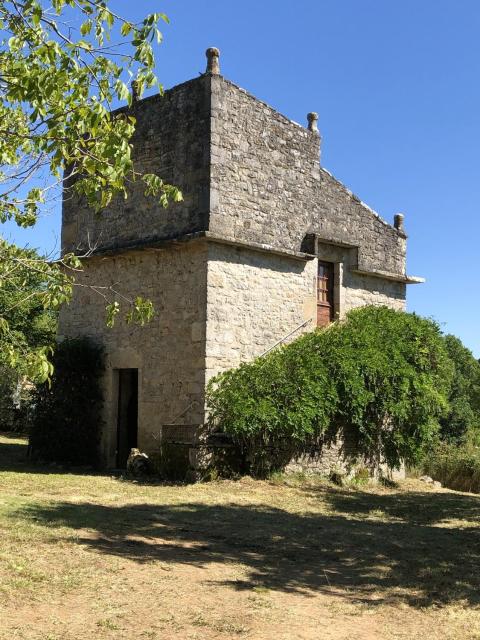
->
[209, 75, 406, 277]
[203, 75, 407, 381]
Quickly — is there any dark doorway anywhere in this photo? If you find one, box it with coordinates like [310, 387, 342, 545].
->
[116, 369, 138, 468]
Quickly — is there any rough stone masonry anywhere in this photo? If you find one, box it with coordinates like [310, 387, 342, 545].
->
[58, 48, 423, 471]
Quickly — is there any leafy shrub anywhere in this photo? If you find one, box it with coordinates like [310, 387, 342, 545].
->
[207, 306, 451, 476]
[351, 466, 371, 486]
[29, 337, 104, 466]
[324, 307, 452, 469]
[423, 443, 480, 493]
[207, 330, 339, 476]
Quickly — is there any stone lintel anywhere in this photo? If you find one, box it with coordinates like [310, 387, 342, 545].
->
[302, 232, 359, 254]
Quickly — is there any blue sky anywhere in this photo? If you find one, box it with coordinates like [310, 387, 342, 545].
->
[3, 0, 479, 355]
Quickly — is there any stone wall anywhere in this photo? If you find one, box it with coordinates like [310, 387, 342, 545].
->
[286, 440, 406, 480]
[343, 271, 406, 313]
[57, 242, 208, 465]
[205, 242, 317, 382]
[310, 240, 406, 316]
[286, 437, 359, 477]
[204, 240, 405, 384]
[209, 75, 407, 278]
[61, 77, 211, 255]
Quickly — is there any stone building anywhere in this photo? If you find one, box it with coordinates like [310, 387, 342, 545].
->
[59, 48, 423, 469]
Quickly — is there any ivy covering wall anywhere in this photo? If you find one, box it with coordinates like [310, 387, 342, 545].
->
[207, 306, 452, 476]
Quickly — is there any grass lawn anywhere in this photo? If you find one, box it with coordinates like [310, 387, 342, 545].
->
[1, 433, 480, 640]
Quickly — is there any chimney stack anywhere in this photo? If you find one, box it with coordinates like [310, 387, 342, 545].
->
[307, 112, 319, 133]
[394, 213, 405, 233]
[206, 47, 220, 75]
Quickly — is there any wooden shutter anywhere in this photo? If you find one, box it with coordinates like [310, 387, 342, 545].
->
[317, 261, 334, 327]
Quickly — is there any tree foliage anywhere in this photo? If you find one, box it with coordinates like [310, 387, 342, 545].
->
[440, 334, 480, 444]
[0, 241, 57, 377]
[0, 242, 57, 429]
[0, 0, 181, 380]
[207, 306, 452, 475]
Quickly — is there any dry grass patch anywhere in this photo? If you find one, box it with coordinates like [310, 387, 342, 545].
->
[1, 433, 480, 639]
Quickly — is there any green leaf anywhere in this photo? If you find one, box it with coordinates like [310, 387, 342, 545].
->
[80, 19, 92, 36]
[32, 4, 43, 25]
[121, 22, 132, 37]
[0, 1, 173, 374]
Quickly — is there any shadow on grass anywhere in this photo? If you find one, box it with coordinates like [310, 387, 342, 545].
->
[0, 432, 113, 477]
[0, 433, 182, 487]
[13, 487, 480, 608]
[0, 433, 32, 469]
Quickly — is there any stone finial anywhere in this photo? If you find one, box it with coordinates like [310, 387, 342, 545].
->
[131, 80, 140, 103]
[206, 47, 220, 75]
[307, 112, 319, 133]
[394, 213, 405, 232]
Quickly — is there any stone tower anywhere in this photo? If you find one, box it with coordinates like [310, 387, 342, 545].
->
[59, 48, 423, 468]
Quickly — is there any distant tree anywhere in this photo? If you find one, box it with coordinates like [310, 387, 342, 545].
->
[0, 243, 56, 374]
[0, 0, 182, 381]
[440, 334, 480, 444]
[0, 243, 56, 429]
